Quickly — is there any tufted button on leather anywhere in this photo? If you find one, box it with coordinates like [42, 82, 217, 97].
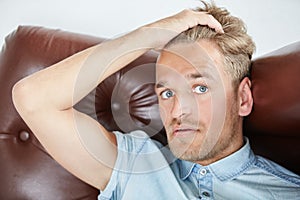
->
[19, 131, 30, 141]
[112, 102, 121, 110]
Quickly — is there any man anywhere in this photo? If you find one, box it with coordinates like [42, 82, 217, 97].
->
[12, 1, 300, 199]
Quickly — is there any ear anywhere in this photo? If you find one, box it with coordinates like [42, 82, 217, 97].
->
[238, 77, 253, 117]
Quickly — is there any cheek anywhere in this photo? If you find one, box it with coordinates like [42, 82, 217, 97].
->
[196, 95, 213, 124]
[208, 89, 231, 134]
[158, 100, 170, 125]
[202, 103, 212, 125]
[212, 98, 225, 118]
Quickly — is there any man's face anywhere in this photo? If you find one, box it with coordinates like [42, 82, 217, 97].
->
[155, 40, 242, 165]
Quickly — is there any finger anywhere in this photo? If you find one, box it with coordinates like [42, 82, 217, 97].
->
[196, 12, 224, 34]
[190, 10, 224, 33]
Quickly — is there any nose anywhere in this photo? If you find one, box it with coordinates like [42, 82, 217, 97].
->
[171, 94, 193, 119]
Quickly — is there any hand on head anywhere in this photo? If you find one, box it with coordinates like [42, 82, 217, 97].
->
[146, 9, 224, 34]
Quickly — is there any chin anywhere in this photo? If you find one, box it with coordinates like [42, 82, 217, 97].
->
[169, 142, 203, 161]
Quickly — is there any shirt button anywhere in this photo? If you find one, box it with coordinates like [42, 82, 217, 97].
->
[200, 168, 207, 175]
[202, 191, 210, 197]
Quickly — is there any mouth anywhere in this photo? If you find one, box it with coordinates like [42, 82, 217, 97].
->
[172, 127, 199, 137]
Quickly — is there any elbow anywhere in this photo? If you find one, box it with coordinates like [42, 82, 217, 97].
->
[12, 80, 39, 116]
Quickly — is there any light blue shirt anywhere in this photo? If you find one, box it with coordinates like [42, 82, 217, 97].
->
[98, 130, 300, 200]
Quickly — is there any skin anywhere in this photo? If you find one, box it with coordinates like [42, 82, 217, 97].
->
[156, 40, 253, 165]
[12, 10, 224, 190]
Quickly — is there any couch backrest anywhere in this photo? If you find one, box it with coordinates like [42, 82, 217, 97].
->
[244, 41, 300, 173]
[0, 26, 103, 199]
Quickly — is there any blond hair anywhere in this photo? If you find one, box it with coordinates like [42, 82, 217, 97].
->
[166, 1, 256, 85]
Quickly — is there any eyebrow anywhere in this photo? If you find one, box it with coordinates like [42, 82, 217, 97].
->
[187, 72, 205, 79]
[155, 82, 166, 89]
[155, 72, 213, 89]
[187, 70, 216, 81]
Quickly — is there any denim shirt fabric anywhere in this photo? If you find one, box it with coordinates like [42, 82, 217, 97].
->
[98, 130, 300, 200]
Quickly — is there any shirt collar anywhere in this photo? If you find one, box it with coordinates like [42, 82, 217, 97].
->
[178, 137, 256, 181]
[179, 159, 196, 180]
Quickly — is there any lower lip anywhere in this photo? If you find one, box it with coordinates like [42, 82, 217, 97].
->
[173, 129, 198, 137]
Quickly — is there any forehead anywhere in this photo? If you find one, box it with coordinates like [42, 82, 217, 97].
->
[156, 40, 224, 78]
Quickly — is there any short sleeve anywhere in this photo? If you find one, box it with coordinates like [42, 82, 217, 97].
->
[98, 130, 168, 199]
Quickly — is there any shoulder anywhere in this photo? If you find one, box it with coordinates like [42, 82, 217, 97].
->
[253, 155, 300, 187]
[113, 130, 163, 154]
[99, 130, 175, 199]
[218, 154, 300, 199]
[113, 130, 175, 172]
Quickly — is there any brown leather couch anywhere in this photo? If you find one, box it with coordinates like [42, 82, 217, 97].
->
[0, 26, 299, 199]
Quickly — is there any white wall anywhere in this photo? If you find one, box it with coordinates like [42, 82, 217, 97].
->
[0, 0, 299, 57]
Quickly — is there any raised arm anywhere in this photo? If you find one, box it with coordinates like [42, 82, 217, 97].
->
[12, 10, 223, 190]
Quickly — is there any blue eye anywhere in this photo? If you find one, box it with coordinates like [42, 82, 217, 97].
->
[161, 89, 174, 99]
[193, 85, 208, 94]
